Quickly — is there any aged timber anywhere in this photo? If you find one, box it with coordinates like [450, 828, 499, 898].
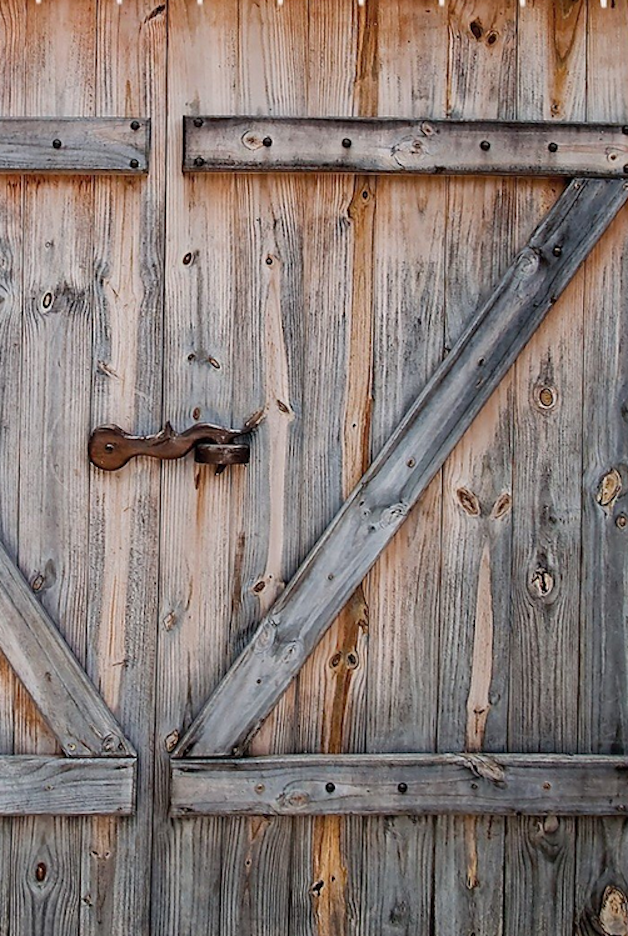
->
[184, 117, 628, 177]
[0, 118, 149, 173]
[175, 177, 628, 758]
[171, 754, 628, 817]
[0, 541, 135, 757]
[0, 756, 135, 815]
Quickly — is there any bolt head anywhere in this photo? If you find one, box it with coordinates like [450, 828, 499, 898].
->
[193, 117, 204, 128]
[480, 140, 491, 151]
[130, 120, 140, 131]
[52, 139, 62, 149]
[552, 245, 562, 257]
[130, 158, 140, 169]
[194, 156, 205, 167]
[325, 782, 335, 793]
[398, 782, 408, 794]
[262, 136, 273, 148]
[342, 138, 352, 149]
[548, 142, 558, 153]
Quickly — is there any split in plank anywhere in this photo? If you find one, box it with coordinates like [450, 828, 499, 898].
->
[0, 756, 135, 816]
[175, 177, 628, 758]
[184, 117, 628, 177]
[171, 753, 628, 817]
[0, 118, 149, 173]
[0, 540, 135, 757]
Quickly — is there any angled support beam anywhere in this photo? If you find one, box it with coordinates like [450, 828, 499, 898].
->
[0, 756, 135, 816]
[184, 116, 628, 177]
[0, 542, 135, 757]
[175, 177, 628, 759]
[0, 118, 149, 174]
[171, 753, 628, 817]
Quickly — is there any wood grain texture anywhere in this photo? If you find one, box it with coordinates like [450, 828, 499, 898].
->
[152, 1, 239, 933]
[13, 2, 96, 931]
[0, 1, 25, 929]
[576, 3, 628, 932]
[436, 3, 516, 932]
[0, 118, 148, 174]
[0, 758, 135, 817]
[82, 2, 166, 934]
[362, 2, 447, 933]
[0, 540, 133, 757]
[506, 2, 586, 934]
[171, 753, 628, 818]
[184, 115, 628, 177]
[176, 175, 628, 761]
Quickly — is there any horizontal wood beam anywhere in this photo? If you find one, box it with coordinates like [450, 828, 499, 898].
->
[175, 177, 628, 759]
[171, 754, 628, 817]
[184, 117, 628, 177]
[0, 118, 149, 173]
[0, 756, 135, 816]
[0, 542, 135, 757]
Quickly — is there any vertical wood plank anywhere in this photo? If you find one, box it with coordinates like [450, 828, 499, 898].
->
[506, 2, 586, 933]
[13, 1, 96, 932]
[153, 2, 238, 933]
[81, 2, 166, 934]
[221, 3, 308, 934]
[576, 2, 628, 931]
[290, 2, 370, 934]
[363, 1, 447, 933]
[0, 2, 25, 931]
[435, 2, 516, 933]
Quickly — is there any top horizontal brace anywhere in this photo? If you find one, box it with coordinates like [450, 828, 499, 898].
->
[0, 118, 149, 174]
[184, 116, 628, 178]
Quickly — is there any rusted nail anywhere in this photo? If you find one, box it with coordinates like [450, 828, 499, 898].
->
[398, 782, 408, 793]
[616, 514, 627, 529]
[548, 142, 558, 153]
[552, 245, 562, 257]
[262, 136, 273, 147]
[130, 120, 140, 131]
[130, 159, 139, 169]
[52, 139, 62, 149]
[480, 140, 491, 151]
[194, 156, 205, 167]
[35, 863, 47, 882]
[194, 117, 204, 128]
[255, 783, 265, 794]
[342, 138, 352, 148]
[325, 782, 335, 793]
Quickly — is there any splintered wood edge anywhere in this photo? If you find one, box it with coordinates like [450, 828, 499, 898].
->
[170, 753, 628, 817]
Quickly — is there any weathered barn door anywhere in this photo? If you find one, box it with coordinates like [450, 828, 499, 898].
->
[1, 1, 628, 934]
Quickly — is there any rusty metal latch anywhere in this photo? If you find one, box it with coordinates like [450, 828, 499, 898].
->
[88, 411, 263, 474]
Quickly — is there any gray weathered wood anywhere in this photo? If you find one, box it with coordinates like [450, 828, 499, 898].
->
[175, 175, 628, 759]
[171, 753, 628, 817]
[184, 116, 628, 177]
[0, 756, 135, 816]
[0, 118, 149, 173]
[0, 541, 134, 757]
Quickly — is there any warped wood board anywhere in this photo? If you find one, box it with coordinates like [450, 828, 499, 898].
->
[576, 3, 628, 932]
[361, 2, 448, 934]
[506, 3, 586, 934]
[0, 118, 149, 173]
[184, 115, 628, 177]
[175, 175, 628, 759]
[0, 757, 135, 816]
[82, 2, 166, 935]
[0, 540, 133, 758]
[434, 2, 516, 933]
[171, 754, 628, 818]
[14, 2, 97, 931]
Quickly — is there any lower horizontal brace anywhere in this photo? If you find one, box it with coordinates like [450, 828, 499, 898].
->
[170, 753, 628, 817]
[0, 756, 136, 816]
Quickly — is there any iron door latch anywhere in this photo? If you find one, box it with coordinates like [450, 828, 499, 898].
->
[89, 411, 263, 474]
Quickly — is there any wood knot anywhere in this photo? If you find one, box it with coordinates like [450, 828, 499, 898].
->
[164, 730, 179, 753]
[599, 885, 628, 936]
[491, 492, 512, 519]
[530, 565, 555, 598]
[456, 487, 481, 516]
[597, 468, 622, 509]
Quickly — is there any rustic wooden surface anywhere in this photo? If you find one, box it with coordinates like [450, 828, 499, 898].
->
[0, 1, 626, 934]
[171, 753, 628, 817]
[176, 173, 628, 760]
[0, 757, 135, 816]
[184, 115, 628, 177]
[0, 118, 149, 174]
